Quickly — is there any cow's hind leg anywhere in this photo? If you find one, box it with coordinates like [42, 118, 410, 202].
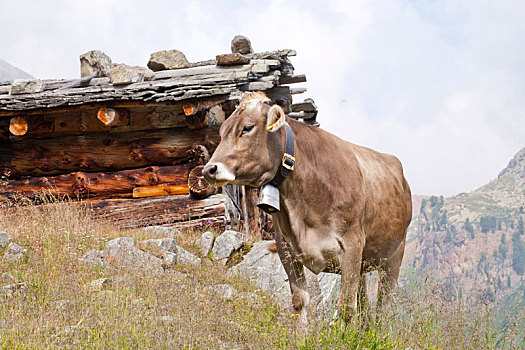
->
[275, 232, 310, 323]
[377, 239, 405, 313]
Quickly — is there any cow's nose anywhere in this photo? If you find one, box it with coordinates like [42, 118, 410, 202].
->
[202, 163, 218, 181]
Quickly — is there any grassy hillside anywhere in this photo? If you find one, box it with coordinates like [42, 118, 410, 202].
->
[1, 200, 524, 349]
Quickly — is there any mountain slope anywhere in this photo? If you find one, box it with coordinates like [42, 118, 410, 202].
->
[404, 147, 525, 301]
[0, 58, 34, 82]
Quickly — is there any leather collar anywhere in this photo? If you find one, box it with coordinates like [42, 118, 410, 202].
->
[269, 122, 295, 187]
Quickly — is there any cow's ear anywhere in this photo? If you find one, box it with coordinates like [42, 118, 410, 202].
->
[266, 105, 286, 132]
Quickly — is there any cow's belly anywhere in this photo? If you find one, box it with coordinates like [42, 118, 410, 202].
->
[285, 229, 344, 274]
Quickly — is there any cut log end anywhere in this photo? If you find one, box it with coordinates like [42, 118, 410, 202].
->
[183, 104, 194, 116]
[188, 165, 215, 199]
[97, 107, 116, 125]
[9, 117, 28, 136]
[186, 144, 210, 165]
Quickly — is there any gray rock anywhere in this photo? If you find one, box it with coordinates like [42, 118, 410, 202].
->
[10, 79, 44, 95]
[83, 278, 113, 292]
[231, 35, 254, 55]
[147, 50, 189, 71]
[163, 251, 177, 266]
[200, 231, 215, 257]
[103, 237, 164, 274]
[176, 246, 201, 266]
[229, 241, 290, 306]
[1, 283, 27, 297]
[0, 272, 14, 284]
[317, 272, 341, 314]
[229, 241, 341, 314]
[2, 242, 26, 262]
[139, 238, 178, 266]
[139, 238, 177, 254]
[105, 237, 134, 249]
[79, 249, 105, 268]
[110, 63, 155, 85]
[79, 50, 112, 77]
[212, 230, 244, 264]
[216, 53, 250, 66]
[205, 283, 237, 300]
[0, 232, 11, 250]
[143, 226, 180, 238]
[54, 299, 74, 312]
[158, 315, 176, 323]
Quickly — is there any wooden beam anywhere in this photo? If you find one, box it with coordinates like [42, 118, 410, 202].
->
[132, 184, 189, 198]
[0, 126, 220, 178]
[87, 193, 230, 228]
[0, 164, 191, 201]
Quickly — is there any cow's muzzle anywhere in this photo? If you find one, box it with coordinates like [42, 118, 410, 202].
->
[202, 162, 236, 186]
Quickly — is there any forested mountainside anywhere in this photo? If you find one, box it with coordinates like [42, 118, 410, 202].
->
[404, 147, 525, 302]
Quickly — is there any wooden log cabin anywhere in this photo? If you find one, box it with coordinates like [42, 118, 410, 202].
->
[0, 39, 319, 233]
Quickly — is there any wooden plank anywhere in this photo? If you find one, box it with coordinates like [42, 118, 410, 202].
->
[87, 193, 230, 228]
[132, 184, 189, 198]
[291, 99, 317, 112]
[0, 163, 191, 200]
[291, 87, 307, 95]
[0, 125, 220, 178]
[279, 74, 306, 84]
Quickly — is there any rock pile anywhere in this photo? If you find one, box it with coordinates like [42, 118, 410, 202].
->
[80, 236, 201, 274]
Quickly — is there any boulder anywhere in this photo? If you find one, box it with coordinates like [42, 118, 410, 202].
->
[176, 246, 201, 266]
[231, 35, 254, 55]
[0, 232, 11, 250]
[103, 237, 164, 274]
[139, 238, 178, 267]
[83, 278, 113, 293]
[212, 230, 244, 265]
[229, 241, 290, 306]
[110, 63, 155, 85]
[0, 272, 14, 284]
[79, 249, 105, 268]
[1, 283, 27, 297]
[229, 241, 341, 314]
[200, 231, 215, 257]
[2, 242, 26, 263]
[216, 53, 250, 66]
[79, 50, 112, 77]
[147, 50, 189, 71]
[204, 283, 237, 300]
[10, 79, 44, 95]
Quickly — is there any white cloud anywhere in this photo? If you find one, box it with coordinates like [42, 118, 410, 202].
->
[0, 0, 524, 196]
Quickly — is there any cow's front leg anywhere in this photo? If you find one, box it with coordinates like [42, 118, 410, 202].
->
[338, 233, 364, 323]
[275, 232, 310, 322]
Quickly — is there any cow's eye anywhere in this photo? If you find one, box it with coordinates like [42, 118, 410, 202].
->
[241, 125, 255, 135]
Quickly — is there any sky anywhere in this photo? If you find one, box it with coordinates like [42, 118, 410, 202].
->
[1, 0, 524, 196]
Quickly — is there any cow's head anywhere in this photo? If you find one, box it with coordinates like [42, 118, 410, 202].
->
[202, 92, 286, 187]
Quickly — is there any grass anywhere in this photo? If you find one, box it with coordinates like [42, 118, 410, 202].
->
[1, 201, 524, 349]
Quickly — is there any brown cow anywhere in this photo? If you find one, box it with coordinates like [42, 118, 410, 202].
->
[203, 92, 412, 321]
